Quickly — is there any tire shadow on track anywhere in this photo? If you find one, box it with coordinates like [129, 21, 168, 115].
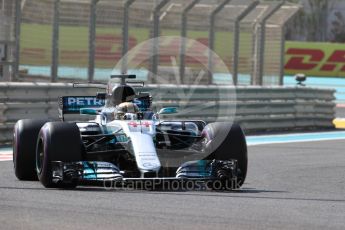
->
[72, 186, 286, 195]
[0, 184, 284, 194]
[70, 187, 345, 203]
[3, 185, 345, 203]
[0, 186, 49, 191]
[133, 191, 345, 203]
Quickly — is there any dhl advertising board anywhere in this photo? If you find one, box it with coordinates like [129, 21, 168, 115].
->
[285, 41, 345, 77]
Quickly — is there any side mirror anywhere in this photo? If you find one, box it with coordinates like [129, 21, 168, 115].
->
[158, 107, 178, 115]
[80, 108, 98, 115]
[96, 92, 106, 100]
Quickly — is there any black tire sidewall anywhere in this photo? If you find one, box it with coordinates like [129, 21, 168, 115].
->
[37, 122, 82, 188]
[37, 126, 53, 187]
[13, 119, 48, 180]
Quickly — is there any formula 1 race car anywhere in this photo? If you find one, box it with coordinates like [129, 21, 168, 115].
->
[13, 75, 247, 190]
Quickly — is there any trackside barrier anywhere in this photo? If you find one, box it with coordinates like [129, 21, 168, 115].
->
[0, 83, 336, 144]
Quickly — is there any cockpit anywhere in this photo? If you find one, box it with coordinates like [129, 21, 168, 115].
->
[102, 81, 153, 122]
[115, 102, 140, 120]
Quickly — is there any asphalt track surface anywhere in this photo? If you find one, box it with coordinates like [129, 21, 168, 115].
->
[1, 140, 344, 230]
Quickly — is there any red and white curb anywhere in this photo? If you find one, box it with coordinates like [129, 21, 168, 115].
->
[0, 149, 12, 162]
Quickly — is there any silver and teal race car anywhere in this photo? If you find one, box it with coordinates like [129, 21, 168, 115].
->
[13, 75, 247, 190]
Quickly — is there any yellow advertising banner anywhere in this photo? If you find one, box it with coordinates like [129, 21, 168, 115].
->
[285, 41, 345, 77]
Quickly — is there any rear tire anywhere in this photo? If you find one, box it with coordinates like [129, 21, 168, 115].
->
[13, 119, 48, 180]
[203, 123, 247, 188]
[36, 122, 82, 188]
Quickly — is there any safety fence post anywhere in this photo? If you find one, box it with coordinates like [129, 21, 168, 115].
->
[13, 0, 22, 81]
[149, 0, 170, 84]
[252, 0, 284, 85]
[51, 0, 60, 82]
[207, 0, 231, 85]
[232, 0, 259, 85]
[121, 0, 136, 74]
[88, 0, 99, 82]
[179, 0, 200, 84]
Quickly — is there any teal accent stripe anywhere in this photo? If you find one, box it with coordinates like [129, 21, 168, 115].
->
[247, 131, 345, 146]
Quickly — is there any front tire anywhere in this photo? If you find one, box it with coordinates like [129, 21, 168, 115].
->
[36, 122, 82, 188]
[203, 123, 248, 188]
[13, 119, 48, 180]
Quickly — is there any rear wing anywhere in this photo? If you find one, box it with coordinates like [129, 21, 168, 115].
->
[58, 96, 105, 121]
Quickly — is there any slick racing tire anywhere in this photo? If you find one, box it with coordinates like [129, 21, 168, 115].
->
[36, 122, 82, 188]
[203, 122, 248, 188]
[13, 119, 49, 181]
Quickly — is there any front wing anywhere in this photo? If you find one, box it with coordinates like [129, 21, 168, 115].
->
[51, 159, 240, 189]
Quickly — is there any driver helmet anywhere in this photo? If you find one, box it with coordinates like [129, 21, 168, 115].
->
[111, 85, 136, 106]
[115, 102, 139, 120]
